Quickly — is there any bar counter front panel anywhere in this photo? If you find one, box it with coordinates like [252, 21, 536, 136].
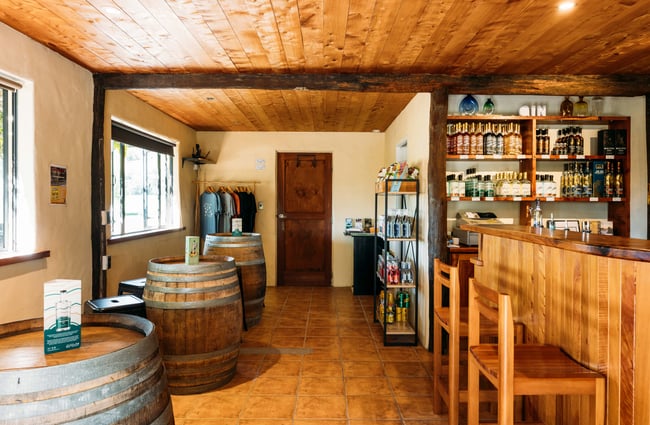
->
[461, 224, 650, 425]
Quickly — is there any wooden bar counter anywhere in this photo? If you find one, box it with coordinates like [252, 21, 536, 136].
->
[460, 224, 650, 425]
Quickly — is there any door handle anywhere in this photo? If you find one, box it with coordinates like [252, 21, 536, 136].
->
[278, 213, 286, 219]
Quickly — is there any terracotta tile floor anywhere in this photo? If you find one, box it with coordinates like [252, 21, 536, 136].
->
[171, 286, 447, 425]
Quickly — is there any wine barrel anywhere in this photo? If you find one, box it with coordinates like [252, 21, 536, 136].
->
[203, 233, 266, 328]
[0, 314, 174, 425]
[144, 255, 242, 394]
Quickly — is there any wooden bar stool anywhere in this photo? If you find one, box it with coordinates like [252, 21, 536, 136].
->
[433, 257, 488, 425]
[467, 278, 606, 425]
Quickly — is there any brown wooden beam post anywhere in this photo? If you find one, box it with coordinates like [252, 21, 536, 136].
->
[647, 95, 650, 239]
[91, 77, 106, 298]
[427, 87, 449, 350]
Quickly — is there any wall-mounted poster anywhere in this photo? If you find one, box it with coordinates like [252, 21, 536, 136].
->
[50, 164, 67, 204]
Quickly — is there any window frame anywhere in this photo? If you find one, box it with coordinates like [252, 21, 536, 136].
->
[1, 81, 18, 253]
[109, 121, 177, 239]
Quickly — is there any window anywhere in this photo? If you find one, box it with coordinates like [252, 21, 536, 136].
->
[0, 79, 18, 252]
[110, 121, 176, 237]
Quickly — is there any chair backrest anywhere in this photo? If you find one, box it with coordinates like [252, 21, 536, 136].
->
[468, 277, 515, 391]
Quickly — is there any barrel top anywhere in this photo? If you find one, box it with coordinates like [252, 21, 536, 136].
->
[148, 255, 236, 272]
[0, 315, 148, 371]
[205, 233, 262, 241]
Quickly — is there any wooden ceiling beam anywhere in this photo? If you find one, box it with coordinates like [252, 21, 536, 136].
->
[96, 73, 650, 96]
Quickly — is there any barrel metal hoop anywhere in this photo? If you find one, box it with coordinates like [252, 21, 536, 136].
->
[144, 293, 241, 310]
[145, 269, 237, 284]
[163, 343, 240, 362]
[144, 277, 239, 294]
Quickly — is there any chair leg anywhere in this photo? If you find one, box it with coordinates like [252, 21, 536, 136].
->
[432, 320, 443, 414]
[467, 355, 479, 425]
[448, 327, 459, 425]
[593, 378, 606, 425]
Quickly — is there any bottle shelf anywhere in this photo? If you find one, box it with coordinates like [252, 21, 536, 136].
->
[448, 196, 535, 202]
[535, 154, 627, 160]
[380, 321, 415, 336]
[447, 154, 532, 160]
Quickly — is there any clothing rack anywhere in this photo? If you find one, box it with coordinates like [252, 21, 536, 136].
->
[193, 180, 259, 236]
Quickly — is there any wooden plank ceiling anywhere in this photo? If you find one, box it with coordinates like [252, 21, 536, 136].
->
[1, 0, 649, 131]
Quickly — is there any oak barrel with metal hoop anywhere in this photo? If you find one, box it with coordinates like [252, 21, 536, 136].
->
[143, 255, 242, 394]
[203, 233, 267, 328]
[0, 314, 174, 424]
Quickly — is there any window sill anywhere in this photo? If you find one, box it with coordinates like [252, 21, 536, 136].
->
[0, 250, 51, 267]
[108, 227, 186, 244]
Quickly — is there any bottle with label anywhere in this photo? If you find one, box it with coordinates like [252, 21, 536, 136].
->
[560, 96, 574, 116]
[615, 161, 624, 197]
[547, 175, 558, 197]
[583, 162, 593, 197]
[56, 289, 71, 332]
[604, 161, 614, 197]
[521, 172, 531, 197]
[484, 175, 495, 197]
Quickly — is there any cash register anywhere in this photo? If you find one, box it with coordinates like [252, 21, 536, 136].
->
[452, 211, 509, 246]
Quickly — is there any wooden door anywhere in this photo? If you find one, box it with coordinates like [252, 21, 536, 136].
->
[276, 152, 332, 286]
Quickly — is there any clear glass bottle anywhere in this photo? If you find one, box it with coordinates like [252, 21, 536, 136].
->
[521, 172, 531, 197]
[547, 174, 558, 197]
[574, 96, 589, 117]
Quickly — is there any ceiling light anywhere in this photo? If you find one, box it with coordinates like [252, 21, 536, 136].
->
[558, 1, 575, 11]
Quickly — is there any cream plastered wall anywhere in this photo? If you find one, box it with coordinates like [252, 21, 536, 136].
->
[104, 91, 197, 296]
[0, 23, 94, 324]
[195, 131, 385, 287]
[383, 93, 432, 349]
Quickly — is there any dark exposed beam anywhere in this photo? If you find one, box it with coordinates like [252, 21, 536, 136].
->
[91, 77, 107, 298]
[96, 72, 650, 96]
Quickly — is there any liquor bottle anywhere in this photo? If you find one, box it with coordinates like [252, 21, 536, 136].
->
[575, 127, 584, 155]
[568, 127, 577, 156]
[461, 122, 470, 155]
[561, 163, 569, 197]
[536, 174, 545, 197]
[515, 123, 523, 155]
[536, 128, 543, 155]
[547, 174, 558, 197]
[560, 96, 574, 116]
[615, 161, 624, 197]
[604, 161, 614, 197]
[477, 175, 485, 197]
[484, 123, 496, 155]
[521, 172, 531, 197]
[574, 96, 589, 117]
[501, 172, 513, 198]
[573, 162, 583, 198]
[543, 128, 550, 154]
[495, 124, 504, 155]
[484, 175, 495, 197]
[511, 172, 521, 197]
[476, 122, 485, 155]
[582, 161, 593, 198]
[469, 122, 478, 155]
[447, 124, 455, 154]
